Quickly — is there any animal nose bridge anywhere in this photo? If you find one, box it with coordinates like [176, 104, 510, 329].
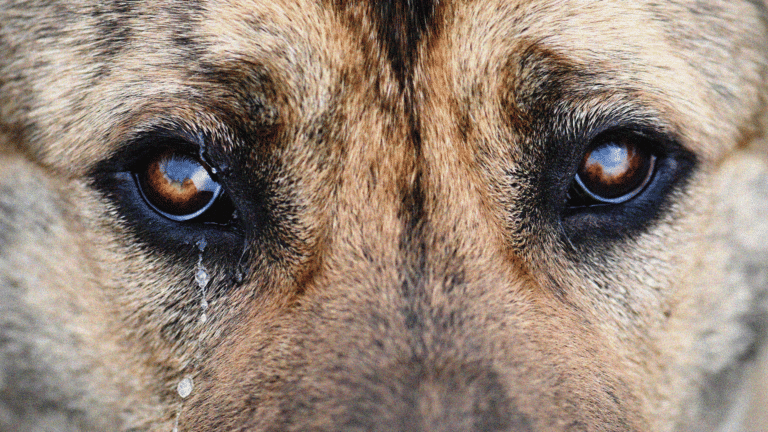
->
[337, 358, 534, 432]
[299, 247, 534, 427]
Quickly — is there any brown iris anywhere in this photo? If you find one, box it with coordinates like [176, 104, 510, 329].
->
[574, 135, 656, 203]
[136, 150, 222, 221]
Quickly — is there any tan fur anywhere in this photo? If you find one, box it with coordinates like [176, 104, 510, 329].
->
[1, 1, 767, 431]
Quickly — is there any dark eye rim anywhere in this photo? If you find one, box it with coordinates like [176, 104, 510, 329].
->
[89, 126, 240, 225]
[559, 124, 697, 243]
[565, 127, 670, 208]
[89, 128, 245, 258]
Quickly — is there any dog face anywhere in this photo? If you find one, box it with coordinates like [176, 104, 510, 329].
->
[1, 1, 768, 431]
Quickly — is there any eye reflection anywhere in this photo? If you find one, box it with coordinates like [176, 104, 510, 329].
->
[136, 151, 222, 221]
[574, 135, 656, 204]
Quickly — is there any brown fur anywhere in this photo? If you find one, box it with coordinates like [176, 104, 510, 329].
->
[1, 1, 768, 431]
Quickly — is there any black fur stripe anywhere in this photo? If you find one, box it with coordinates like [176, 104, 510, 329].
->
[372, 0, 437, 86]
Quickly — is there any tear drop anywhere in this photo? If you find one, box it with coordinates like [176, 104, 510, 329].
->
[177, 376, 194, 399]
[196, 237, 207, 252]
[200, 312, 208, 324]
[195, 267, 210, 288]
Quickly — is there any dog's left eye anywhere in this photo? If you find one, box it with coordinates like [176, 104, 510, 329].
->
[135, 150, 225, 221]
[569, 132, 656, 205]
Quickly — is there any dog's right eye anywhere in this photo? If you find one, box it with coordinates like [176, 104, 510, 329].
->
[90, 131, 247, 261]
[124, 146, 237, 226]
[135, 150, 224, 221]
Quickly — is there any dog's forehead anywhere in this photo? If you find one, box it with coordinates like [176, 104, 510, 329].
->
[4, 0, 765, 174]
[192, 0, 765, 157]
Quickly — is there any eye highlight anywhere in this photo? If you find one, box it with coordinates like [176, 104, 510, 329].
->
[135, 150, 223, 221]
[571, 132, 656, 205]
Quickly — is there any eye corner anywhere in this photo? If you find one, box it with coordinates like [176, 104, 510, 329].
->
[90, 128, 241, 232]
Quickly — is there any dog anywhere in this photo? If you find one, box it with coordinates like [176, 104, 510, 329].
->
[1, 0, 768, 430]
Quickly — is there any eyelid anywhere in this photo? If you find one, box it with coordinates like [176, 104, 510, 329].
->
[95, 125, 208, 174]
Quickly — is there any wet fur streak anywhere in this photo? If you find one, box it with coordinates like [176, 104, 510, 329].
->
[1, 0, 768, 431]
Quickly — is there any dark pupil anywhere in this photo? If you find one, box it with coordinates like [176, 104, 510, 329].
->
[578, 139, 653, 200]
[139, 152, 221, 217]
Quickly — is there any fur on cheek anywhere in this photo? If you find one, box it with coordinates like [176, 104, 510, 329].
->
[696, 152, 768, 431]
